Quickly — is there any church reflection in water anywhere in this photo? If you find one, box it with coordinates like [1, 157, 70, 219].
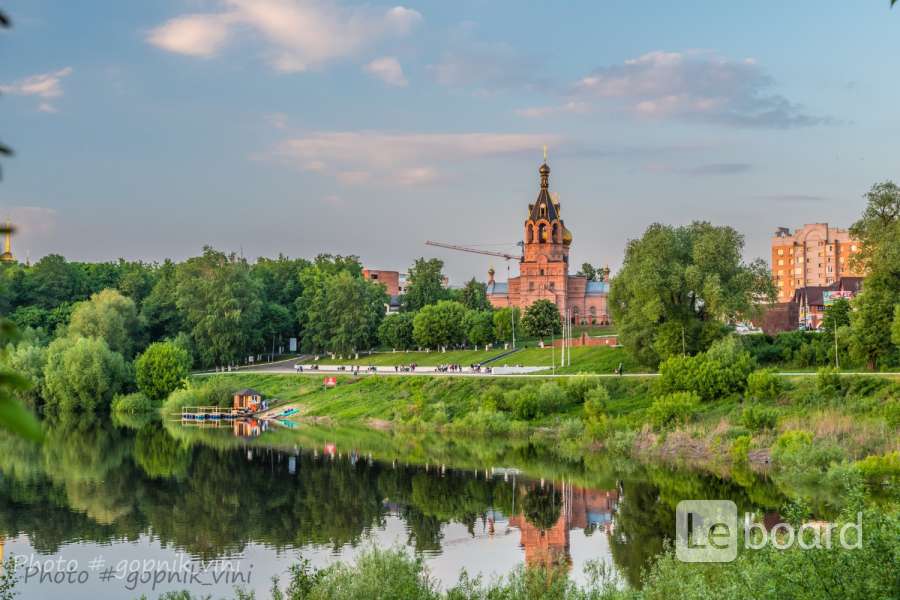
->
[509, 483, 618, 568]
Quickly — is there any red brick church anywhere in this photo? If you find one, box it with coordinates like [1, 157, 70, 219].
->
[486, 160, 610, 325]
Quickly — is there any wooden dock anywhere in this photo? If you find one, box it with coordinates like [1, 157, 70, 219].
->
[180, 406, 245, 421]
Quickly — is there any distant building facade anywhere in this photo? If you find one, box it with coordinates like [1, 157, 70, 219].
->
[486, 161, 610, 324]
[362, 268, 447, 313]
[771, 223, 863, 303]
[756, 276, 863, 334]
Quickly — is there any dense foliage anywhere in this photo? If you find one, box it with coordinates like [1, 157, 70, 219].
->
[609, 221, 774, 367]
[522, 299, 562, 339]
[134, 341, 192, 401]
[849, 181, 900, 369]
[657, 337, 755, 401]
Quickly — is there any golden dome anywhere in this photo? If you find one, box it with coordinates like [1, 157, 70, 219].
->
[562, 225, 573, 246]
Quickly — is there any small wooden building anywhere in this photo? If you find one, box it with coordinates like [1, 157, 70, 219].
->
[233, 388, 263, 412]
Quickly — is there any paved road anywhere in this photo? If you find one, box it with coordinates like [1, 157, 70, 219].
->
[195, 366, 900, 379]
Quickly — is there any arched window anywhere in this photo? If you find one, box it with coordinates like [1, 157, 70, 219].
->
[526, 223, 534, 243]
[552, 222, 560, 243]
[538, 223, 547, 243]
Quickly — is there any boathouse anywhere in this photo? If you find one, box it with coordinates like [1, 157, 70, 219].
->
[233, 388, 263, 412]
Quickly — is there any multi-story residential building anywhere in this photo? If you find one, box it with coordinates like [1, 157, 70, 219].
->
[771, 223, 863, 303]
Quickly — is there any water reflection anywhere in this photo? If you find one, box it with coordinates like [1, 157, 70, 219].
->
[0, 418, 792, 594]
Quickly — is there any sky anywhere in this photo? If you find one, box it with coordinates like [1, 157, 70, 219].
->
[1, 1, 899, 284]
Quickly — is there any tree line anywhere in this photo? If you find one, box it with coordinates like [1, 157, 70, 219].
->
[610, 181, 900, 371]
[0, 247, 567, 416]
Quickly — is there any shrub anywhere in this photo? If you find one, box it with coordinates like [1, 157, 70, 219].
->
[43, 336, 129, 413]
[450, 408, 512, 435]
[657, 337, 755, 401]
[816, 366, 843, 396]
[583, 385, 609, 423]
[509, 388, 541, 420]
[509, 383, 564, 420]
[647, 391, 700, 428]
[300, 547, 440, 600]
[745, 369, 783, 401]
[772, 430, 846, 475]
[135, 341, 192, 401]
[739, 403, 779, 431]
[537, 381, 567, 411]
[564, 376, 598, 404]
[731, 434, 751, 463]
[855, 452, 900, 485]
[111, 392, 153, 414]
[883, 398, 900, 428]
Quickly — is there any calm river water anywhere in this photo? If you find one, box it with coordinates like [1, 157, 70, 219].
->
[0, 416, 801, 599]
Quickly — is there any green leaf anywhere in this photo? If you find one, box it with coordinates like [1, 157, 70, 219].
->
[0, 393, 43, 442]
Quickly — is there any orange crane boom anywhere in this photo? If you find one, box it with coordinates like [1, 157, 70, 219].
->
[425, 240, 522, 261]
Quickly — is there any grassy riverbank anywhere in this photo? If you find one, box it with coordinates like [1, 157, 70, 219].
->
[310, 344, 641, 373]
[179, 370, 899, 508]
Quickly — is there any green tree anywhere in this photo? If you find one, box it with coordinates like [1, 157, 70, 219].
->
[21, 254, 87, 309]
[492, 306, 521, 344]
[175, 247, 264, 367]
[403, 258, 446, 311]
[412, 301, 467, 349]
[892, 305, 900, 349]
[464, 310, 495, 347]
[849, 181, 900, 370]
[43, 336, 128, 413]
[522, 299, 561, 339]
[378, 312, 416, 350]
[850, 274, 900, 370]
[140, 259, 183, 342]
[0, 319, 42, 441]
[609, 221, 774, 367]
[821, 297, 852, 336]
[67, 288, 143, 358]
[115, 260, 159, 308]
[134, 341, 192, 401]
[323, 271, 386, 355]
[251, 254, 309, 307]
[295, 254, 363, 352]
[6, 340, 47, 409]
[459, 278, 491, 311]
[578, 263, 597, 281]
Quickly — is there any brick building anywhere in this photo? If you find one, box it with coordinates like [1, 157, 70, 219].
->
[771, 223, 863, 302]
[363, 268, 449, 313]
[486, 161, 609, 324]
[757, 276, 863, 333]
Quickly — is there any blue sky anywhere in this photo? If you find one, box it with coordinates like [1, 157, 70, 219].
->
[1, 1, 898, 283]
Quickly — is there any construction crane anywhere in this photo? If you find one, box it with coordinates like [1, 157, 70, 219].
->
[425, 240, 523, 261]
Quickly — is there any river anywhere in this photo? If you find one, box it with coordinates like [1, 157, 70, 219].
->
[0, 416, 808, 599]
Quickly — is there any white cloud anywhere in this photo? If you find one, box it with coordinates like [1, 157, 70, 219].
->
[517, 50, 829, 128]
[146, 13, 232, 57]
[0, 67, 73, 112]
[147, 0, 422, 73]
[273, 131, 561, 186]
[364, 57, 407, 86]
[515, 101, 589, 119]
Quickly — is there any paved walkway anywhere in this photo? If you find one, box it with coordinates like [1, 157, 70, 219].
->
[196, 366, 900, 379]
